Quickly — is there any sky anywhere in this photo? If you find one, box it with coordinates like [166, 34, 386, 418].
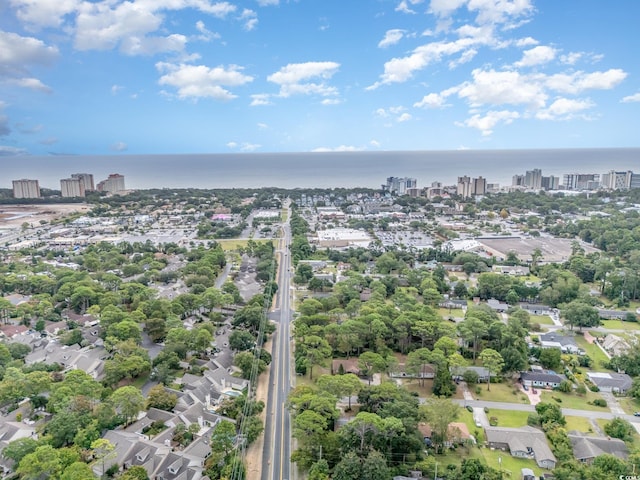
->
[1, 0, 640, 157]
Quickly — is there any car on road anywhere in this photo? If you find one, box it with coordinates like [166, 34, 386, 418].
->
[634, 412, 640, 417]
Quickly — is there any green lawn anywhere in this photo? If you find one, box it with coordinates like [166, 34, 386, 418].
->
[216, 238, 269, 251]
[486, 409, 530, 428]
[400, 378, 465, 400]
[618, 396, 640, 415]
[574, 336, 610, 371]
[529, 314, 554, 325]
[281, 209, 288, 222]
[565, 415, 594, 434]
[481, 448, 543, 478]
[459, 409, 485, 444]
[539, 390, 606, 411]
[473, 382, 530, 404]
[600, 319, 640, 331]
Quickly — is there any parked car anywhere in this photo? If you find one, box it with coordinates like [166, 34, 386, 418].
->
[634, 412, 640, 417]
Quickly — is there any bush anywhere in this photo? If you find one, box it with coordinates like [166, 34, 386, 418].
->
[592, 399, 607, 407]
[552, 396, 562, 403]
[588, 384, 600, 392]
[475, 386, 482, 395]
[489, 416, 498, 426]
[484, 407, 489, 414]
[466, 405, 473, 412]
[527, 413, 541, 426]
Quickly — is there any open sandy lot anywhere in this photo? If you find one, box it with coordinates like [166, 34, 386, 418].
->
[0, 204, 90, 228]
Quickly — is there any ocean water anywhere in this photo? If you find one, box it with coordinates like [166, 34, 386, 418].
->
[2, 148, 639, 190]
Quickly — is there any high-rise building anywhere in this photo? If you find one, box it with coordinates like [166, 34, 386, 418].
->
[97, 173, 126, 193]
[563, 173, 600, 190]
[631, 173, 640, 190]
[457, 176, 485, 197]
[60, 178, 85, 197]
[71, 173, 94, 191]
[12, 179, 40, 199]
[541, 176, 559, 191]
[512, 174, 525, 187]
[524, 169, 542, 190]
[601, 170, 632, 190]
[383, 177, 417, 195]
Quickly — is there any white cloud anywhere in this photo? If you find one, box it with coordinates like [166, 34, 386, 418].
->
[449, 48, 477, 69]
[414, 92, 448, 108]
[267, 61, 340, 98]
[622, 92, 640, 103]
[250, 94, 272, 106]
[515, 36, 538, 47]
[378, 29, 405, 48]
[257, 122, 268, 129]
[10, 0, 80, 28]
[545, 69, 627, 94]
[515, 45, 556, 67]
[195, 20, 220, 42]
[226, 141, 237, 148]
[5, 77, 52, 92]
[458, 109, 520, 136]
[110, 141, 128, 151]
[396, 0, 424, 14]
[321, 98, 341, 105]
[0, 145, 27, 155]
[560, 52, 582, 65]
[239, 9, 258, 31]
[397, 113, 412, 122]
[370, 139, 381, 148]
[111, 84, 124, 95]
[227, 141, 261, 151]
[467, 0, 535, 25]
[312, 145, 365, 152]
[156, 62, 253, 100]
[429, 0, 467, 17]
[535, 97, 593, 120]
[257, 0, 279, 5]
[457, 69, 547, 108]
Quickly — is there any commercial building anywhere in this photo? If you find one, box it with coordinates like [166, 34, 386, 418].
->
[71, 173, 94, 191]
[97, 173, 126, 193]
[60, 178, 85, 198]
[540, 175, 559, 190]
[524, 169, 542, 190]
[601, 170, 632, 190]
[457, 176, 486, 198]
[563, 173, 600, 190]
[12, 179, 40, 199]
[383, 177, 417, 195]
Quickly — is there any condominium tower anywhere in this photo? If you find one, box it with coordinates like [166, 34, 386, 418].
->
[12, 179, 40, 199]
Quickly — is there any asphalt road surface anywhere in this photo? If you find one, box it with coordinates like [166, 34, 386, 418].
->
[262, 203, 293, 480]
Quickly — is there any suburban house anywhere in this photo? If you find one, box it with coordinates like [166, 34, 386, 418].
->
[24, 344, 107, 379]
[596, 308, 632, 320]
[486, 298, 509, 312]
[519, 304, 554, 316]
[492, 265, 530, 276]
[568, 432, 629, 464]
[538, 333, 582, 354]
[484, 426, 556, 469]
[601, 334, 631, 357]
[451, 366, 490, 383]
[521, 468, 536, 480]
[390, 362, 435, 380]
[520, 371, 564, 389]
[332, 358, 361, 376]
[586, 372, 633, 394]
[418, 422, 473, 447]
[438, 299, 467, 310]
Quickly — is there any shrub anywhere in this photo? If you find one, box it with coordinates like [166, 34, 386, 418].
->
[475, 386, 482, 395]
[589, 384, 600, 392]
[527, 413, 541, 426]
[484, 407, 489, 414]
[552, 396, 562, 403]
[576, 384, 587, 395]
[489, 416, 498, 426]
[592, 399, 607, 407]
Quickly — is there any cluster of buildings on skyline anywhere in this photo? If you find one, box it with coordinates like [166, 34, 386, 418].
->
[388, 168, 640, 199]
[11, 173, 126, 199]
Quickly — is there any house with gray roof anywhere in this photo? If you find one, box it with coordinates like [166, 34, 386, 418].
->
[520, 371, 564, 389]
[568, 432, 629, 464]
[451, 366, 490, 383]
[586, 372, 633, 394]
[484, 426, 556, 469]
[539, 333, 582, 354]
[601, 334, 631, 357]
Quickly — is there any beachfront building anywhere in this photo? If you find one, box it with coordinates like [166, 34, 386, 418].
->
[60, 177, 85, 198]
[12, 179, 40, 199]
[97, 173, 126, 193]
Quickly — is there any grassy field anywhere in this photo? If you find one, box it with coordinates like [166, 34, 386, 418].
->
[617, 396, 640, 415]
[473, 382, 530, 404]
[459, 409, 485, 443]
[529, 314, 554, 325]
[281, 209, 288, 222]
[539, 390, 606, 411]
[565, 415, 594, 433]
[401, 378, 466, 400]
[481, 448, 542, 478]
[600, 319, 640, 331]
[485, 409, 530, 428]
[574, 336, 610, 371]
[216, 238, 270, 251]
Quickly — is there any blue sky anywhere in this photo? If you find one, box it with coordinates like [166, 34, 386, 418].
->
[1, 0, 639, 156]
